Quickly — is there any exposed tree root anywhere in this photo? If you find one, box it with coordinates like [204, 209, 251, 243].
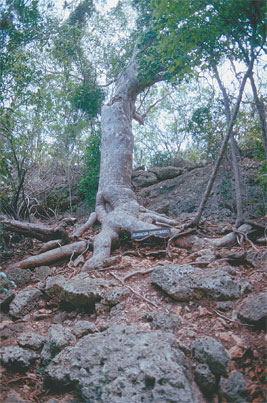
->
[72, 212, 97, 238]
[13, 241, 88, 269]
[0, 215, 70, 243]
[38, 239, 63, 253]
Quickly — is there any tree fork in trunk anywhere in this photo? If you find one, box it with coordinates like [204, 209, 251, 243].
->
[189, 59, 254, 227]
[82, 58, 174, 271]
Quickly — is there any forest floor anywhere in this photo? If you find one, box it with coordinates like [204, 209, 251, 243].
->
[0, 216, 266, 403]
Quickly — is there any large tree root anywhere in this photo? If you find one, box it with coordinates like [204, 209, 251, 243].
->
[82, 187, 178, 271]
[13, 241, 88, 269]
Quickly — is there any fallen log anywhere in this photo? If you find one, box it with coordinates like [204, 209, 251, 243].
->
[13, 241, 88, 269]
[0, 215, 70, 243]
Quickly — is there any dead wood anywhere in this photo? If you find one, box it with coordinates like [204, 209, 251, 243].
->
[13, 241, 88, 269]
[0, 215, 70, 243]
[123, 268, 154, 281]
[38, 239, 63, 253]
[109, 271, 157, 308]
[72, 212, 97, 238]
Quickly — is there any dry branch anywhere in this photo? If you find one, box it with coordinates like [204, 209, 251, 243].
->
[0, 215, 70, 243]
[13, 241, 88, 269]
[109, 271, 157, 308]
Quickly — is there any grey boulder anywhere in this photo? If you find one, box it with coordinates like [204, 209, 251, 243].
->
[0, 345, 37, 370]
[219, 370, 248, 402]
[9, 287, 42, 319]
[41, 324, 76, 364]
[45, 325, 201, 403]
[44, 274, 119, 311]
[151, 264, 244, 301]
[237, 292, 267, 328]
[192, 337, 230, 377]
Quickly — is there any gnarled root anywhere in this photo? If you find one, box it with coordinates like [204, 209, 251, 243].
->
[82, 187, 177, 271]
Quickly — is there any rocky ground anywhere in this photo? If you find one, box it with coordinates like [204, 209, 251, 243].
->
[0, 214, 266, 403]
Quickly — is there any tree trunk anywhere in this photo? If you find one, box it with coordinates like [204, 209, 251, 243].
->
[83, 57, 171, 270]
[214, 66, 244, 226]
[249, 73, 267, 159]
[190, 59, 254, 227]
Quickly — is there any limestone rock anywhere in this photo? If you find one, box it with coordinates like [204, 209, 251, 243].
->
[219, 370, 248, 402]
[0, 289, 15, 311]
[44, 274, 116, 310]
[72, 320, 98, 338]
[194, 364, 217, 395]
[9, 288, 42, 319]
[151, 264, 244, 301]
[149, 166, 183, 181]
[132, 170, 158, 188]
[18, 332, 45, 350]
[5, 268, 32, 288]
[45, 325, 200, 403]
[192, 337, 231, 377]
[41, 324, 76, 364]
[143, 311, 181, 331]
[33, 266, 55, 281]
[0, 345, 37, 370]
[237, 292, 267, 328]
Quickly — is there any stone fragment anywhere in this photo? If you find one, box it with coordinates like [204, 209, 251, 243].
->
[194, 364, 217, 395]
[131, 170, 158, 187]
[219, 370, 248, 402]
[151, 264, 244, 301]
[45, 325, 200, 402]
[0, 289, 15, 311]
[18, 332, 45, 350]
[144, 311, 181, 331]
[72, 320, 98, 338]
[33, 266, 54, 281]
[5, 390, 27, 403]
[9, 288, 42, 318]
[192, 337, 231, 377]
[4, 268, 32, 287]
[149, 166, 183, 181]
[41, 324, 76, 364]
[216, 301, 234, 312]
[0, 345, 37, 370]
[229, 345, 244, 359]
[44, 274, 115, 310]
[237, 292, 267, 328]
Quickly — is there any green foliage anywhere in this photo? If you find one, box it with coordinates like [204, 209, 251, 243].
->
[149, 151, 171, 168]
[79, 129, 101, 209]
[255, 161, 267, 187]
[71, 82, 104, 117]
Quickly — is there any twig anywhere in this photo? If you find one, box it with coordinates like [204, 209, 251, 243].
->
[213, 309, 254, 326]
[109, 271, 157, 308]
[167, 228, 196, 257]
[123, 268, 154, 281]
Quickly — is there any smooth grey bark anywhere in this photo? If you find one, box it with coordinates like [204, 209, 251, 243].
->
[214, 66, 244, 226]
[190, 59, 254, 227]
[83, 57, 175, 270]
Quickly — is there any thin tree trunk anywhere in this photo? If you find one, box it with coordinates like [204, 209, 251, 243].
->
[249, 73, 267, 159]
[214, 66, 244, 226]
[189, 59, 254, 227]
